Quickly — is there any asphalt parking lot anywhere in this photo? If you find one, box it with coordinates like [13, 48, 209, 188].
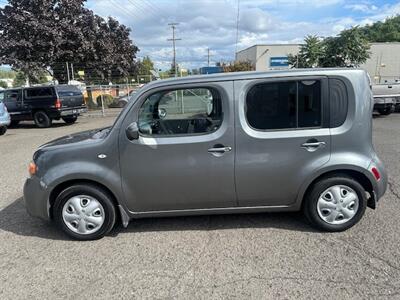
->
[1, 113, 400, 299]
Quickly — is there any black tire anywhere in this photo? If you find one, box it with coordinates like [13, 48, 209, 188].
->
[303, 175, 367, 232]
[378, 106, 394, 116]
[9, 120, 20, 127]
[0, 126, 6, 136]
[34, 111, 52, 128]
[62, 115, 78, 124]
[53, 184, 117, 240]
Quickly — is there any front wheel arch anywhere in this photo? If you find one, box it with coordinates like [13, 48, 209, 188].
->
[49, 179, 120, 221]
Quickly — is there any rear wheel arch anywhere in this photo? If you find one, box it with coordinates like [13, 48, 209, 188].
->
[301, 169, 374, 209]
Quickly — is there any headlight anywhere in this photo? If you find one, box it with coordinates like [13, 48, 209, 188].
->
[28, 161, 37, 176]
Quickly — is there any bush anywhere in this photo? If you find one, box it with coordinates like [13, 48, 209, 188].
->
[96, 94, 114, 108]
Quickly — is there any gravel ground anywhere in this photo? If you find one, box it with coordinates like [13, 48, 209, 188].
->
[0, 113, 399, 299]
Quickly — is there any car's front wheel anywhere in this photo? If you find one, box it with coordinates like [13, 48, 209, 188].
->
[53, 184, 117, 240]
[303, 175, 367, 232]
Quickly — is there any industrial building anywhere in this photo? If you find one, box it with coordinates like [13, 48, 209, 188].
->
[235, 42, 400, 83]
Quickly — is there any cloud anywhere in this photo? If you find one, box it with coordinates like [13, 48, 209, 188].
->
[87, 0, 400, 70]
[345, 4, 379, 13]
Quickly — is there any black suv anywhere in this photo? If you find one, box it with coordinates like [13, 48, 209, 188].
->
[0, 85, 86, 128]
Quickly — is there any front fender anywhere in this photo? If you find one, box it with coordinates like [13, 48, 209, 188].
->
[42, 161, 125, 214]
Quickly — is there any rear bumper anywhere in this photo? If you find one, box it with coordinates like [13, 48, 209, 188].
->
[369, 156, 388, 204]
[24, 176, 51, 221]
[49, 106, 87, 119]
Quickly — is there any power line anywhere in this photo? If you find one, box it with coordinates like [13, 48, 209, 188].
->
[167, 23, 181, 77]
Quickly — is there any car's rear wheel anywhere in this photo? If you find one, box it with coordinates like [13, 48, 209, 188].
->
[303, 175, 367, 232]
[0, 126, 7, 136]
[34, 111, 52, 128]
[53, 184, 117, 240]
[9, 120, 20, 127]
[378, 106, 394, 116]
[62, 115, 78, 124]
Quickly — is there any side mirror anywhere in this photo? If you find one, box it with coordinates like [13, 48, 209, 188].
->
[125, 122, 139, 140]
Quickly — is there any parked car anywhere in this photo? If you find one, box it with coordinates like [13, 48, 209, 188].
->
[0, 95, 11, 135]
[1, 85, 86, 128]
[24, 69, 387, 240]
[110, 89, 140, 108]
[372, 83, 400, 115]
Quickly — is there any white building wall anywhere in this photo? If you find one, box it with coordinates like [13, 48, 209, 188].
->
[360, 43, 400, 84]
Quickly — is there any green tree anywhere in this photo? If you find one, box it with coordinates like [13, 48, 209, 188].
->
[359, 15, 400, 42]
[0, 81, 8, 89]
[321, 27, 370, 67]
[291, 28, 370, 68]
[12, 69, 48, 87]
[13, 71, 27, 87]
[0, 0, 139, 84]
[288, 35, 323, 68]
[0, 68, 16, 79]
[223, 60, 254, 72]
[138, 56, 155, 75]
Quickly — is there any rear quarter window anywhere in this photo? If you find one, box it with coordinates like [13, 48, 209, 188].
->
[329, 79, 348, 128]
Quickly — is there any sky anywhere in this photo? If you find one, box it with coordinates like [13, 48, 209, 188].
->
[2, 0, 400, 71]
[87, 0, 400, 70]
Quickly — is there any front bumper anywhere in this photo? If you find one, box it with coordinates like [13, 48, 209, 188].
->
[0, 116, 11, 126]
[24, 176, 51, 221]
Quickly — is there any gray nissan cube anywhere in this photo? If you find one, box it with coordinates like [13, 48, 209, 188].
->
[24, 69, 387, 240]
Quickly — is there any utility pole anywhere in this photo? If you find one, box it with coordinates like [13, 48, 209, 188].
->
[71, 63, 75, 81]
[66, 62, 70, 83]
[207, 48, 210, 67]
[167, 23, 181, 77]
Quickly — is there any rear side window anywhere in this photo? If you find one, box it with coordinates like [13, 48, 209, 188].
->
[329, 79, 348, 127]
[0, 91, 4, 102]
[246, 80, 322, 130]
[25, 87, 53, 98]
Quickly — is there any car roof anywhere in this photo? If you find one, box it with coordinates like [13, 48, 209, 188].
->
[2, 85, 79, 91]
[143, 68, 366, 90]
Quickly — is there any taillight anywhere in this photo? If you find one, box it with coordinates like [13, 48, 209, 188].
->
[371, 167, 381, 181]
[55, 99, 62, 109]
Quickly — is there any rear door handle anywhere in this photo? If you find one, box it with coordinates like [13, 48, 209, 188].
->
[301, 140, 326, 152]
[208, 146, 232, 154]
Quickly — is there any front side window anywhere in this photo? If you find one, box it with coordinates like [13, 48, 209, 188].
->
[138, 87, 223, 136]
[246, 80, 322, 130]
[0, 91, 4, 102]
[25, 87, 53, 98]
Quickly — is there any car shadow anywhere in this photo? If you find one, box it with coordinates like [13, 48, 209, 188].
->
[0, 198, 317, 241]
[9, 121, 74, 129]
